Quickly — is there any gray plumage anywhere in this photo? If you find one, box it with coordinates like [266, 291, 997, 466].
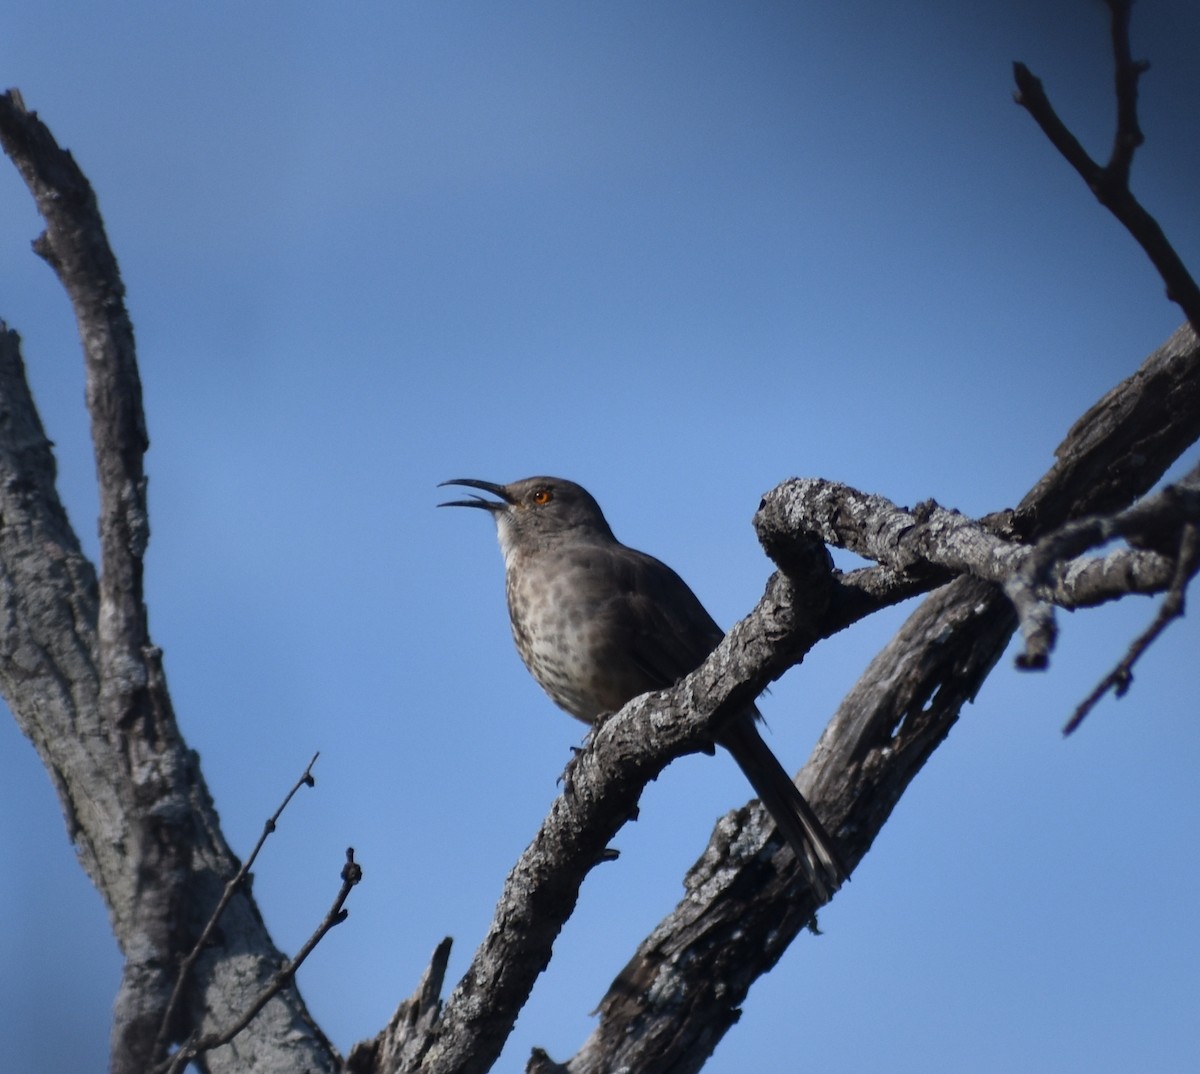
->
[440, 475, 844, 899]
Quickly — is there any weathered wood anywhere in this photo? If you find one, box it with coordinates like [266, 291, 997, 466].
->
[0, 92, 340, 1074]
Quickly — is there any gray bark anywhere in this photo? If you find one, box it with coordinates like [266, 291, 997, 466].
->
[0, 92, 339, 1074]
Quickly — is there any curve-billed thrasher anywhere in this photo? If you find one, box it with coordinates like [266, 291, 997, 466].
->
[440, 475, 844, 899]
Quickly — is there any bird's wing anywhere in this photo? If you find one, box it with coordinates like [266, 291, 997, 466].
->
[601, 545, 726, 690]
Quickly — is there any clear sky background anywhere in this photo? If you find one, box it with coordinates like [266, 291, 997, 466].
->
[2, 3, 1198, 1072]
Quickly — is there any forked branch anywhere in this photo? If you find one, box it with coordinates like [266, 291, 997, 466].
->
[1013, 0, 1200, 331]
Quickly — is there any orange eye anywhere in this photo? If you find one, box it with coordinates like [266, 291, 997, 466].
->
[532, 487, 553, 505]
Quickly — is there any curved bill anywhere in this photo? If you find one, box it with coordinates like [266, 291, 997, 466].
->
[437, 478, 514, 510]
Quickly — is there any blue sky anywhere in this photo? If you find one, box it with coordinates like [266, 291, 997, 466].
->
[2, 3, 1198, 1071]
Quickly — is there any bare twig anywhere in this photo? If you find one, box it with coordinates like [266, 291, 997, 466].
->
[1105, 0, 1145, 187]
[161, 847, 362, 1074]
[1064, 522, 1200, 735]
[152, 753, 321, 1059]
[1012, 1, 1200, 332]
[1007, 461, 1200, 667]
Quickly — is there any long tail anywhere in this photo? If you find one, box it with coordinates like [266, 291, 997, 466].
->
[719, 715, 847, 902]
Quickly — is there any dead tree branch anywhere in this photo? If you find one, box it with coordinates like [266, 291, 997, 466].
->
[1006, 459, 1200, 668]
[1013, 0, 1200, 332]
[162, 848, 362, 1074]
[1065, 520, 1200, 735]
[153, 753, 323, 1061]
[347, 939, 454, 1074]
[757, 476, 1194, 615]
[0, 90, 339, 1074]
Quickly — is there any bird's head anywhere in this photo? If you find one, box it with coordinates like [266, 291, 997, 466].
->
[438, 476, 615, 559]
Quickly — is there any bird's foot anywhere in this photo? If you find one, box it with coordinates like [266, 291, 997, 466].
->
[558, 744, 585, 795]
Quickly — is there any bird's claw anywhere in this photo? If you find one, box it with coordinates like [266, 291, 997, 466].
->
[559, 745, 585, 795]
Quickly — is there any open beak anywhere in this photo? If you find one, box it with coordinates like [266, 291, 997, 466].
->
[437, 478, 514, 511]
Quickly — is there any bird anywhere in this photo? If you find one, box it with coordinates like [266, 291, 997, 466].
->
[439, 475, 845, 900]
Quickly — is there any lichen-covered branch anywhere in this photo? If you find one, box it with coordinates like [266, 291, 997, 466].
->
[757, 463, 1200, 669]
